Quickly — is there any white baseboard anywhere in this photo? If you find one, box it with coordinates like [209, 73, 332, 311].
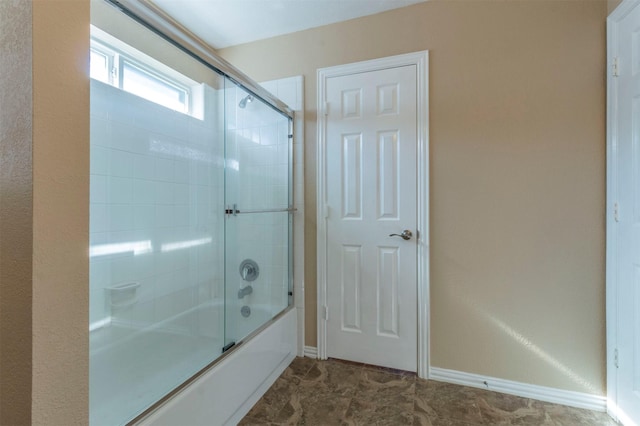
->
[303, 346, 318, 358]
[429, 367, 606, 412]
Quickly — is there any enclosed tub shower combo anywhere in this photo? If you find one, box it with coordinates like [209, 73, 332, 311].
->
[89, 1, 297, 424]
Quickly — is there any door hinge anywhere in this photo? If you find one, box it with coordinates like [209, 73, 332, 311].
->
[614, 202, 620, 222]
[612, 57, 620, 77]
[323, 305, 329, 321]
[323, 101, 329, 116]
[614, 348, 619, 368]
[324, 205, 330, 219]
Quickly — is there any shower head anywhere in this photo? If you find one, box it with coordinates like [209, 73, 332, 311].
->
[238, 94, 254, 109]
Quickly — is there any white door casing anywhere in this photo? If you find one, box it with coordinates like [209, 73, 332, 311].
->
[607, 1, 640, 425]
[317, 51, 429, 377]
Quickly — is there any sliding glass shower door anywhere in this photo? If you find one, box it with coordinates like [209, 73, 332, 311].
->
[89, 2, 294, 425]
[89, 3, 227, 423]
[223, 81, 292, 348]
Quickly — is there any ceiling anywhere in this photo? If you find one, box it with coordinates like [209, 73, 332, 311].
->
[150, 0, 428, 49]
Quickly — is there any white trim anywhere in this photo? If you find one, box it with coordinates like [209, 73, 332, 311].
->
[429, 367, 607, 412]
[609, 0, 640, 19]
[606, 0, 640, 422]
[303, 346, 318, 359]
[293, 76, 305, 358]
[609, 406, 638, 426]
[316, 51, 430, 378]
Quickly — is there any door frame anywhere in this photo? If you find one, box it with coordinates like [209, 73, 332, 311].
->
[316, 51, 430, 378]
[607, 0, 639, 422]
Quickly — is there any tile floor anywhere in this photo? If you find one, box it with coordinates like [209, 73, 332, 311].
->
[239, 357, 617, 426]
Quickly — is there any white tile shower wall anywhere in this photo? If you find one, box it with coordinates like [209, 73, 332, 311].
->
[89, 80, 225, 337]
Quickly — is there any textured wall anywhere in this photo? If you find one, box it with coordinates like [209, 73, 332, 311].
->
[220, 0, 608, 395]
[0, 0, 33, 423]
[31, 0, 90, 424]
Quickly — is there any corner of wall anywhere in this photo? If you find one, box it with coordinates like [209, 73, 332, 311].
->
[0, 0, 33, 424]
[608, 0, 624, 14]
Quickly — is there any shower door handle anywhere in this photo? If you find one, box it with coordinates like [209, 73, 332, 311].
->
[226, 205, 297, 215]
[389, 230, 412, 240]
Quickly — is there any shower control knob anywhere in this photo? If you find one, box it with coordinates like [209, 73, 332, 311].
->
[239, 259, 259, 281]
[389, 230, 412, 240]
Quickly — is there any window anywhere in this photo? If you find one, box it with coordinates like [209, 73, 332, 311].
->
[90, 28, 194, 115]
[89, 48, 110, 84]
[121, 60, 188, 113]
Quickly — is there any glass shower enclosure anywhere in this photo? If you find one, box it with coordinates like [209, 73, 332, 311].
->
[88, 2, 293, 424]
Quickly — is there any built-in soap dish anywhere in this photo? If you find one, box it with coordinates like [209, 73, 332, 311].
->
[107, 282, 140, 308]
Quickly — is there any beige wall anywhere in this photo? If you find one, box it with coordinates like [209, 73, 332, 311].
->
[0, 0, 89, 424]
[220, 0, 608, 395]
[32, 0, 89, 423]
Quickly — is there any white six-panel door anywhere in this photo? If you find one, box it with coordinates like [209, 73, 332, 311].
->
[609, 1, 640, 425]
[324, 65, 418, 372]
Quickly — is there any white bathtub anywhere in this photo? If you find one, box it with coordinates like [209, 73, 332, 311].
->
[136, 307, 297, 425]
[90, 298, 296, 426]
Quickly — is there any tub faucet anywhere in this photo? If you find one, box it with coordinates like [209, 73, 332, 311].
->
[238, 285, 253, 299]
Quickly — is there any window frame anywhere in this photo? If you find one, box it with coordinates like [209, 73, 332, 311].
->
[90, 41, 117, 85]
[89, 33, 194, 115]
